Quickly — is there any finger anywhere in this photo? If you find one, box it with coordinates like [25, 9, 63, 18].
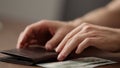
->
[55, 23, 87, 52]
[45, 28, 69, 50]
[57, 32, 91, 61]
[17, 23, 40, 48]
[17, 20, 51, 49]
[76, 37, 101, 54]
[17, 31, 29, 48]
[17, 35, 35, 48]
[75, 38, 91, 54]
[57, 37, 79, 61]
[17, 32, 24, 48]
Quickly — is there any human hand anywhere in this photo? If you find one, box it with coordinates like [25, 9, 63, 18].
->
[17, 20, 77, 50]
[56, 23, 120, 61]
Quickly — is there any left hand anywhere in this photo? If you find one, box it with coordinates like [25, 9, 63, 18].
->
[56, 23, 120, 61]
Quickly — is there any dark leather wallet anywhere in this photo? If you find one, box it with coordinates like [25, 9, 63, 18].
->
[0, 46, 81, 65]
[0, 46, 58, 65]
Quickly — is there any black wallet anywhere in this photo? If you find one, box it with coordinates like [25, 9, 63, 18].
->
[0, 46, 81, 65]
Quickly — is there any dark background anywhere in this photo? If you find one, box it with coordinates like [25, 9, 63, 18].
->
[61, 0, 111, 21]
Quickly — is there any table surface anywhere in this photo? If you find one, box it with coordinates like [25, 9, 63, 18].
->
[0, 47, 120, 68]
[0, 20, 120, 68]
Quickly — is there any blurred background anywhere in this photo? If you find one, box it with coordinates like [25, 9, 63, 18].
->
[0, 0, 111, 50]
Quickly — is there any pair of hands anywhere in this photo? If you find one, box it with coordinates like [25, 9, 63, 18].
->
[17, 20, 120, 61]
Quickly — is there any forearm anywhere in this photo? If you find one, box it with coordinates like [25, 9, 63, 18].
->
[71, 0, 120, 28]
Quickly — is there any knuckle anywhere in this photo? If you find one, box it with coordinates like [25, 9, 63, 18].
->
[85, 38, 92, 44]
[73, 36, 80, 41]
[67, 38, 72, 43]
[26, 25, 33, 30]
[37, 20, 51, 26]
[90, 30, 98, 35]
[83, 24, 94, 32]
[81, 22, 87, 25]
[66, 33, 72, 39]
[81, 22, 89, 26]
[84, 25, 93, 30]
[39, 20, 50, 24]
[25, 24, 35, 33]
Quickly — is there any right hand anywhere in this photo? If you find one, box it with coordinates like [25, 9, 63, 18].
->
[17, 20, 77, 50]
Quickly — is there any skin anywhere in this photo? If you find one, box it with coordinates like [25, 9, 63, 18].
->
[56, 23, 120, 61]
[17, 20, 78, 50]
[17, 0, 120, 61]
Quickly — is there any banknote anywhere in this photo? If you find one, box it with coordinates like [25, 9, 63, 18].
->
[37, 57, 116, 68]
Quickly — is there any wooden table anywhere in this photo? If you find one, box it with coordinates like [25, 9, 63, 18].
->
[0, 19, 120, 68]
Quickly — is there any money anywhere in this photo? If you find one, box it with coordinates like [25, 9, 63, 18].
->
[37, 57, 116, 68]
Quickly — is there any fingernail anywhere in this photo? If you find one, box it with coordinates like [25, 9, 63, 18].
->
[75, 51, 79, 54]
[45, 44, 52, 50]
[57, 54, 66, 61]
[55, 47, 59, 53]
[17, 44, 24, 49]
[75, 50, 81, 54]
[16, 45, 20, 49]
